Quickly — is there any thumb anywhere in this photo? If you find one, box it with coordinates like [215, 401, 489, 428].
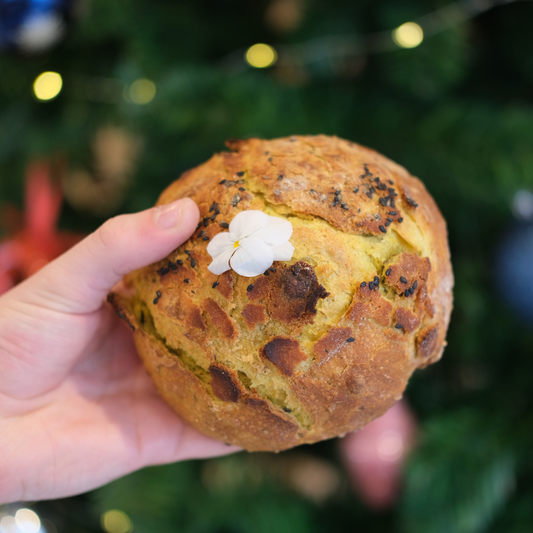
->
[19, 198, 199, 314]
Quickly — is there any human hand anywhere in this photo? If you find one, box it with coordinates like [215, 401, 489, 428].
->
[0, 198, 239, 504]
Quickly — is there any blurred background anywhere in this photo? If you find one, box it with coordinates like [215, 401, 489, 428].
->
[1, 0, 533, 531]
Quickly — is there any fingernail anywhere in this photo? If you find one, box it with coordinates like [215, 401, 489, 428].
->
[156, 200, 186, 229]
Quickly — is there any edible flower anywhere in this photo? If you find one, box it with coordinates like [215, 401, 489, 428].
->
[207, 210, 294, 277]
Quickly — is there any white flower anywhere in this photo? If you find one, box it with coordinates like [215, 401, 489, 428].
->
[207, 210, 294, 277]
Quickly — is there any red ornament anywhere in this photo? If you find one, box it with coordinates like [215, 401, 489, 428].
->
[339, 400, 417, 509]
[0, 161, 84, 293]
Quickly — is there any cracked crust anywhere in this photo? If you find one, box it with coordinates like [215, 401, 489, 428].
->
[109, 135, 453, 451]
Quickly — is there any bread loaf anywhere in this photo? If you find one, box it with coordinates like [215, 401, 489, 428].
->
[108, 135, 453, 451]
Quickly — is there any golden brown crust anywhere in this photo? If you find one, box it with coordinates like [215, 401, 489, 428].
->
[111, 135, 453, 451]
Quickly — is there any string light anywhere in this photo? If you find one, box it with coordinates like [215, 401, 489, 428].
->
[101, 510, 132, 533]
[33, 71, 62, 100]
[220, 0, 530, 73]
[127, 78, 156, 104]
[392, 22, 424, 48]
[245, 43, 278, 68]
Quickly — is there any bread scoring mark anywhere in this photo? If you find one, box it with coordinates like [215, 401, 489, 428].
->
[241, 303, 267, 329]
[261, 337, 308, 376]
[417, 325, 439, 360]
[202, 298, 237, 339]
[269, 262, 330, 324]
[209, 365, 242, 402]
[395, 307, 420, 333]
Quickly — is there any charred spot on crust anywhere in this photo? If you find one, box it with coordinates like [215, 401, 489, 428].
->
[202, 298, 237, 339]
[209, 365, 241, 402]
[417, 325, 439, 360]
[314, 327, 353, 362]
[269, 262, 329, 324]
[261, 337, 308, 376]
[241, 303, 267, 329]
[216, 270, 234, 300]
[395, 307, 420, 333]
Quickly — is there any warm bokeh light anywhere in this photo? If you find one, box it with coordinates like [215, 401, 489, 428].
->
[33, 71, 63, 100]
[101, 510, 132, 533]
[0, 516, 18, 533]
[392, 22, 424, 48]
[14, 509, 41, 533]
[128, 78, 156, 104]
[245, 43, 278, 68]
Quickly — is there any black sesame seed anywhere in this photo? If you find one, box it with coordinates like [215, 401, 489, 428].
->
[237, 171, 245, 177]
[361, 281, 367, 287]
[153, 297, 159, 304]
[212, 281, 219, 289]
[269, 267, 276, 272]
[191, 259, 196, 268]
[220, 222, 229, 229]
[156, 290, 161, 297]
[268, 157, 273, 162]
[379, 197, 387, 207]
[379, 225, 387, 233]
[398, 217, 404, 223]
[387, 218, 393, 222]
[386, 268, 392, 276]
[395, 323, 403, 329]
[162, 266, 170, 275]
[347, 337, 355, 342]
[310, 188, 316, 193]
[177, 259, 183, 266]
[400, 276, 408, 284]
[211, 213, 217, 221]
[369, 281, 374, 290]
[366, 192, 373, 199]
[264, 270, 270, 276]
[341, 204, 349, 210]
[353, 187, 360, 193]
[197, 230, 205, 238]
[203, 236, 210, 241]
[388, 180, 394, 185]
[412, 280, 418, 290]
[185, 250, 190, 255]
[335, 189, 341, 195]
[239, 187, 246, 191]
[278, 175, 284, 180]
[369, 186, 376, 195]
[283, 407, 292, 413]
[247, 284, 254, 292]
[374, 276, 379, 283]
[184, 279, 190, 283]
[219, 179, 226, 185]
[168, 261, 178, 271]
[389, 211, 397, 216]
[385, 220, 391, 227]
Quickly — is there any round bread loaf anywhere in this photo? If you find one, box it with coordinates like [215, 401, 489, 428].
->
[108, 135, 453, 452]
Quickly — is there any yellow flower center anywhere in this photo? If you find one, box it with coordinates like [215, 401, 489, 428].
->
[234, 240, 240, 248]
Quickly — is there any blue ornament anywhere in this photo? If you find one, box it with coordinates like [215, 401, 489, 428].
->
[0, 0, 72, 53]
[494, 221, 533, 325]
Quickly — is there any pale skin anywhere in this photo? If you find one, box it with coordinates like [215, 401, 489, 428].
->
[0, 198, 239, 504]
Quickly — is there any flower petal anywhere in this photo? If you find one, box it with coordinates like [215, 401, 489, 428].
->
[252, 215, 293, 245]
[230, 237, 273, 277]
[270, 241, 295, 261]
[208, 247, 235, 275]
[207, 232, 236, 259]
[229, 210, 268, 240]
